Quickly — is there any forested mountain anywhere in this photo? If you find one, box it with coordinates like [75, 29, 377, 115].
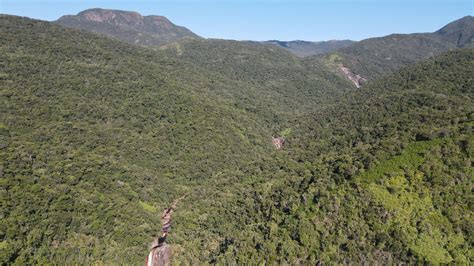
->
[241, 48, 473, 264]
[319, 16, 474, 80]
[55, 8, 200, 46]
[158, 38, 354, 113]
[1, 13, 473, 265]
[53, 8, 472, 86]
[0, 15, 350, 264]
[263, 40, 355, 57]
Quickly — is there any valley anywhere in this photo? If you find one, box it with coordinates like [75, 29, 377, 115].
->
[0, 9, 472, 265]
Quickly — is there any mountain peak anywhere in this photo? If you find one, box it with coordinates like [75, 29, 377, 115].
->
[76, 8, 145, 25]
[55, 8, 200, 46]
[435, 15, 474, 47]
[437, 16, 474, 33]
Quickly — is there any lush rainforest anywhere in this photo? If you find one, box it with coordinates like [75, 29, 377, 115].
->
[0, 14, 473, 264]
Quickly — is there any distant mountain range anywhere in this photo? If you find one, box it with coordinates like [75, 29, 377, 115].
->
[53, 9, 473, 85]
[263, 40, 356, 57]
[55, 8, 200, 46]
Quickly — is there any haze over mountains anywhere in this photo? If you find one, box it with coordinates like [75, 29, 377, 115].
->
[263, 40, 356, 57]
[1, 7, 473, 265]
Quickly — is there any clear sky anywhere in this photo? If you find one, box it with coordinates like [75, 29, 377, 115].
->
[1, 0, 472, 41]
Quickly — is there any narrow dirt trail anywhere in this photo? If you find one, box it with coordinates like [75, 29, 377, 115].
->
[145, 195, 186, 266]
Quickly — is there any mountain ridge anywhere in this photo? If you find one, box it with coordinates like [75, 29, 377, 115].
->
[263, 40, 356, 57]
[55, 8, 200, 46]
[435, 15, 474, 47]
[319, 16, 474, 80]
[1, 12, 473, 265]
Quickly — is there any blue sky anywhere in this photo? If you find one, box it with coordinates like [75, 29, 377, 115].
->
[1, 0, 472, 41]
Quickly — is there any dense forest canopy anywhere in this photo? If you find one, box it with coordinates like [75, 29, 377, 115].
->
[0, 14, 473, 264]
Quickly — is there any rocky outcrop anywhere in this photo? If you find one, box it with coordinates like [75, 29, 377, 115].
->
[272, 137, 286, 149]
[339, 65, 367, 88]
[55, 8, 200, 46]
[146, 244, 171, 266]
[145, 196, 186, 266]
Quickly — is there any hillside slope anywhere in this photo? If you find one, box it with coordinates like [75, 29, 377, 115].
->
[159, 38, 354, 113]
[320, 16, 474, 80]
[55, 8, 200, 46]
[0, 14, 472, 265]
[0, 15, 351, 264]
[435, 15, 474, 47]
[212, 49, 473, 264]
[0, 15, 275, 264]
[264, 40, 355, 57]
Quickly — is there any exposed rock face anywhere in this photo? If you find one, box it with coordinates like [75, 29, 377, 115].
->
[146, 196, 185, 266]
[146, 244, 171, 266]
[78, 9, 144, 24]
[323, 16, 474, 80]
[339, 65, 367, 88]
[272, 137, 286, 149]
[55, 8, 200, 46]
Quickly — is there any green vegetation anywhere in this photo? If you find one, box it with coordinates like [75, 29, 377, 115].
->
[358, 139, 471, 264]
[319, 16, 473, 80]
[0, 15, 274, 264]
[0, 15, 473, 265]
[209, 49, 473, 264]
[263, 40, 355, 57]
[357, 139, 443, 183]
[55, 8, 200, 46]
